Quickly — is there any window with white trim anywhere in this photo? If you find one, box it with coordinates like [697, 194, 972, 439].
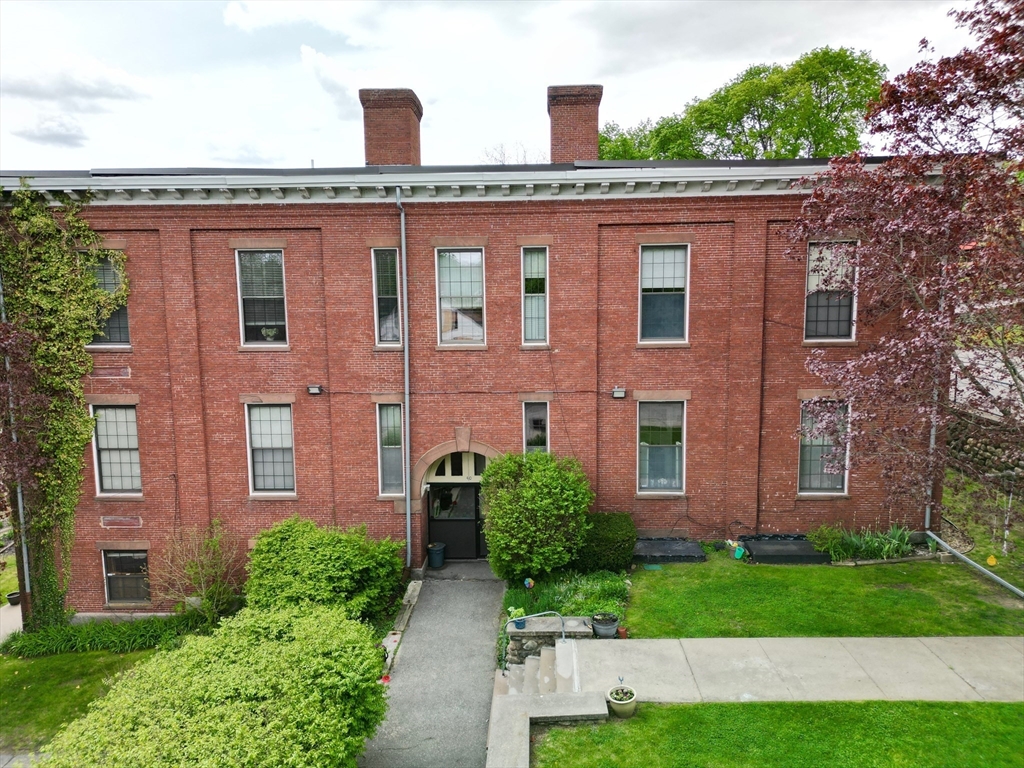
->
[523, 402, 548, 453]
[798, 401, 848, 493]
[640, 245, 688, 341]
[805, 242, 854, 340]
[522, 247, 547, 344]
[373, 248, 401, 345]
[91, 256, 129, 345]
[437, 249, 484, 344]
[237, 249, 287, 344]
[103, 550, 150, 603]
[638, 401, 684, 491]
[247, 404, 295, 492]
[378, 403, 404, 494]
[93, 405, 142, 493]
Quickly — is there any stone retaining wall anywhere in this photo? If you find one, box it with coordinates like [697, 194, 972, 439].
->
[505, 616, 594, 665]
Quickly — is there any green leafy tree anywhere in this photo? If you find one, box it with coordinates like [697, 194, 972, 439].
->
[600, 47, 886, 160]
[0, 185, 125, 630]
[481, 452, 594, 581]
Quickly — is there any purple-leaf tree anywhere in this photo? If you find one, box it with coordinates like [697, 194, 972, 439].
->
[791, 0, 1024, 525]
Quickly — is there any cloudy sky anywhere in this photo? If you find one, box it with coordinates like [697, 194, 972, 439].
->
[0, 0, 975, 171]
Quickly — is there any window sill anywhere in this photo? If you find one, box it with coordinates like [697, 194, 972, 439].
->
[248, 493, 298, 500]
[373, 344, 404, 352]
[94, 494, 144, 502]
[796, 493, 850, 500]
[802, 340, 857, 347]
[104, 602, 152, 609]
[635, 492, 686, 499]
[377, 494, 405, 501]
[435, 344, 488, 351]
[636, 341, 690, 349]
[238, 345, 291, 352]
[520, 344, 550, 351]
[86, 344, 133, 353]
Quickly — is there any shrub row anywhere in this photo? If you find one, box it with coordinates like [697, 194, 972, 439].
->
[245, 517, 404, 619]
[42, 606, 387, 768]
[807, 524, 914, 562]
[0, 611, 208, 657]
[570, 512, 637, 573]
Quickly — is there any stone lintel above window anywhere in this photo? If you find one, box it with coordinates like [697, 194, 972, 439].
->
[371, 393, 404, 403]
[517, 235, 553, 246]
[635, 233, 694, 245]
[633, 389, 691, 401]
[229, 238, 287, 249]
[95, 540, 150, 550]
[796, 389, 837, 400]
[517, 391, 554, 402]
[239, 393, 296, 404]
[85, 393, 140, 405]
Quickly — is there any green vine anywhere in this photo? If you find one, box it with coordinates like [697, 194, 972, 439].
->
[1, 183, 126, 630]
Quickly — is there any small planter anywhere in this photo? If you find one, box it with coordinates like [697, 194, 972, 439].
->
[512, 617, 526, 630]
[616, 626, 628, 639]
[592, 612, 619, 639]
[6, 591, 21, 607]
[607, 685, 637, 718]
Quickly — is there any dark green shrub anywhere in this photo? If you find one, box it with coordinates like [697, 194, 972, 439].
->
[807, 524, 855, 562]
[481, 452, 594, 580]
[0, 611, 208, 657]
[245, 517, 404, 620]
[570, 512, 637, 573]
[42, 606, 387, 768]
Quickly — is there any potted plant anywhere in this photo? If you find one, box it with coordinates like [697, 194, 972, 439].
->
[592, 612, 618, 638]
[607, 678, 637, 718]
[508, 607, 526, 630]
[6, 591, 20, 607]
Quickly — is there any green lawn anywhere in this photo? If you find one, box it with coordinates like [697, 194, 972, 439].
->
[625, 550, 1023, 638]
[1, 554, 18, 605]
[944, 473, 1024, 590]
[0, 649, 154, 752]
[532, 702, 1024, 768]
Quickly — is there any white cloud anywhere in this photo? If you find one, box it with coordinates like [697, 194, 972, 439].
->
[300, 45, 361, 120]
[12, 115, 87, 148]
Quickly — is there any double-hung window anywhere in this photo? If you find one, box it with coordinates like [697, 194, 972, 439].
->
[373, 248, 401, 345]
[522, 247, 547, 344]
[640, 245, 688, 341]
[237, 250, 287, 345]
[93, 405, 142, 494]
[798, 402, 848, 493]
[638, 402, 684, 491]
[523, 402, 548, 453]
[378, 404, 404, 494]
[103, 550, 149, 603]
[437, 249, 485, 344]
[90, 256, 130, 345]
[805, 242, 855, 340]
[247, 404, 295, 492]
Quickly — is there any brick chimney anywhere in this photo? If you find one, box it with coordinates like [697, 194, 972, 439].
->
[547, 85, 603, 164]
[359, 88, 423, 166]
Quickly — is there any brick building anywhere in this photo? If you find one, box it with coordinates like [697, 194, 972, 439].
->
[3, 85, 916, 614]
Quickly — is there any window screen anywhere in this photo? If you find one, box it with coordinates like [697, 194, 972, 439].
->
[238, 250, 287, 344]
[379, 404, 403, 494]
[94, 406, 142, 492]
[639, 402, 683, 491]
[248, 404, 294, 491]
[524, 402, 548, 453]
[374, 249, 400, 344]
[640, 245, 687, 340]
[805, 243, 854, 339]
[438, 249, 484, 343]
[91, 256, 129, 344]
[523, 247, 547, 343]
[104, 550, 150, 602]
[799, 402, 847, 492]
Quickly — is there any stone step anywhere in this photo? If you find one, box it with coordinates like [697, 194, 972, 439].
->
[506, 663, 525, 695]
[493, 669, 509, 698]
[554, 638, 575, 693]
[486, 692, 608, 768]
[538, 646, 556, 694]
[523, 655, 540, 695]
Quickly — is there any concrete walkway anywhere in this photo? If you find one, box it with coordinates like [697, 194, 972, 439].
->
[360, 561, 504, 768]
[576, 636, 1024, 703]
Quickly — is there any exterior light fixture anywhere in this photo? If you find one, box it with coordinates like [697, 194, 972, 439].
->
[307, 385, 324, 395]
[612, 387, 626, 399]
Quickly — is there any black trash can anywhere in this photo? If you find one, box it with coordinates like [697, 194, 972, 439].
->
[427, 542, 445, 569]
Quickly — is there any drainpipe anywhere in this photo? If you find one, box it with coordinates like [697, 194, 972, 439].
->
[0, 266, 32, 596]
[396, 187, 412, 567]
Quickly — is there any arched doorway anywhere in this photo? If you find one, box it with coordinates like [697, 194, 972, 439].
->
[426, 451, 489, 559]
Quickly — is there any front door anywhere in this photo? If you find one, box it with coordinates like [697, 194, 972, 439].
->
[426, 451, 490, 559]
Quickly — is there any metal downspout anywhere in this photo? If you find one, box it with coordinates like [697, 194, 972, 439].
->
[396, 187, 412, 567]
[0, 267, 32, 594]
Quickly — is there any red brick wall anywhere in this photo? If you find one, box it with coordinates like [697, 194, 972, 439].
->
[68, 195, 919, 612]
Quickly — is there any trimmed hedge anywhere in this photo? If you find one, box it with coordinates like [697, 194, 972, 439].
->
[42, 606, 387, 768]
[571, 512, 637, 573]
[482, 452, 594, 581]
[245, 517, 404, 619]
[0, 611, 208, 657]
